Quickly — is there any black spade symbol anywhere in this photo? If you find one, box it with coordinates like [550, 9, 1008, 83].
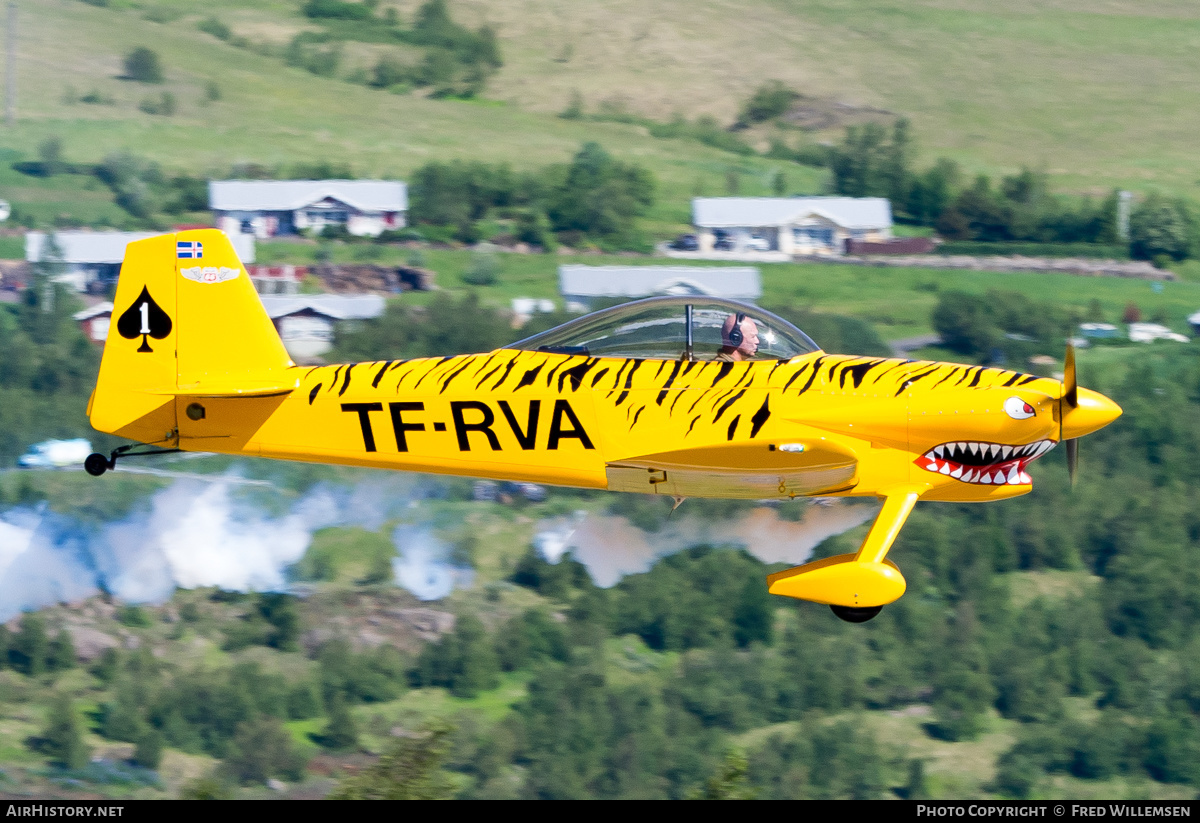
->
[117, 285, 172, 353]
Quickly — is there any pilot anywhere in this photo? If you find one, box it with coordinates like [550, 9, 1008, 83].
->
[716, 312, 760, 361]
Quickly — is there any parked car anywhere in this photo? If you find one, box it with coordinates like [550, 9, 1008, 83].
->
[744, 236, 771, 252]
[670, 234, 699, 251]
[713, 235, 735, 251]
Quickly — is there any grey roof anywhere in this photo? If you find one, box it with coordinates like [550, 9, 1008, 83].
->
[692, 197, 892, 229]
[26, 231, 158, 264]
[560, 265, 761, 300]
[73, 301, 113, 321]
[259, 294, 385, 321]
[26, 230, 256, 265]
[210, 180, 407, 213]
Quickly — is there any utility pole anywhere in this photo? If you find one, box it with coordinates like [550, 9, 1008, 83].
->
[5, 2, 14, 126]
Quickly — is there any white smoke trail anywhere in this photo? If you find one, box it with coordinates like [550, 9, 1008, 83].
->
[533, 501, 880, 587]
[391, 525, 473, 601]
[0, 472, 466, 620]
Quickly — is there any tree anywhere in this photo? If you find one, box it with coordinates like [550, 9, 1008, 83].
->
[545, 142, 654, 244]
[257, 592, 300, 652]
[10, 612, 49, 676]
[993, 746, 1041, 799]
[901, 759, 931, 800]
[449, 615, 500, 697]
[413, 0, 456, 43]
[882, 118, 914, 212]
[937, 175, 1013, 241]
[1129, 193, 1191, 262]
[907, 158, 960, 226]
[222, 716, 306, 785]
[317, 694, 359, 751]
[329, 721, 455, 799]
[371, 54, 410, 89]
[737, 80, 798, 126]
[692, 748, 755, 799]
[830, 122, 889, 198]
[133, 728, 164, 770]
[732, 576, 773, 647]
[47, 629, 75, 672]
[124, 48, 164, 83]
[931, 291, 997, 356]
[36, 694, 91, 769]
[37, 137, 65, 176]
[930, 645, 994, 742]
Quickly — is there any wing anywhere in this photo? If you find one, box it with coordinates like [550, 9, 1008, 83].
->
[605, 436, 858, 499]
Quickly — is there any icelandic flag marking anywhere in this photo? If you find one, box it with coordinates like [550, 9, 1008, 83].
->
[176, 241, 203, 259]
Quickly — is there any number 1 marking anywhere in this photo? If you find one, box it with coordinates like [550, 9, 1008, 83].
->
[139, 302, 149, 334]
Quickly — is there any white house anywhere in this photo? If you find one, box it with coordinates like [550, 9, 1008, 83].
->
[691, 197, 892, 256]
[1128, 322, 1189, 344]
[210, 180, 408, 239]
[560, 265, 761, 311]
[259, 294, 386, 359]
[26, 231, 255, 293]
[73, 302, 114, 343]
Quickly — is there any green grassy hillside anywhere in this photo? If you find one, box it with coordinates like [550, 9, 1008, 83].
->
[3, 0, 1200, 231]
[0, 0, 824, 233]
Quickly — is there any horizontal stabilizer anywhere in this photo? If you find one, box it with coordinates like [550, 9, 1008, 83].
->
[164, 378, 299, 398]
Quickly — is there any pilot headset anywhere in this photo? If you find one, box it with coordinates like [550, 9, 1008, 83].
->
[728, 312, 746, 347]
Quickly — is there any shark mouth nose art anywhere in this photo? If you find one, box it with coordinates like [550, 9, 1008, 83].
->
[914, 439, 1056, 485]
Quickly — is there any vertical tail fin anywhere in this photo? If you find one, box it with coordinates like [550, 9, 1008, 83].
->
[89, 229, 294, 445]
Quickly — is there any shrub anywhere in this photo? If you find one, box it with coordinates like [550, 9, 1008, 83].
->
[222, 717, 306, 785]
[138, 92, 175, 116]
[371, 55, 410, 89]
[123, 48, 164, 83]
[737, 80, 799, 126]
[303, 0, 374, 21]
[285, 34, 342, 77]
[197, 17, 231, 40]
[462, 253, 499, 286]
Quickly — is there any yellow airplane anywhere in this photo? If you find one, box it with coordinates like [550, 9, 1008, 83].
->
[85, 230, 1121, 622]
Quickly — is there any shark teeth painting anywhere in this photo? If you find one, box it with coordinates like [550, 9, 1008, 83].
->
[915, 439, 1056, 486]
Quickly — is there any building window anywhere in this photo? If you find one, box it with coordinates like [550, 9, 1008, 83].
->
[307, 210, 348, 224]
[794, 227, 834, 246]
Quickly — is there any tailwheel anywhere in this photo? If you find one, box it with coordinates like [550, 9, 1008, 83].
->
[84, 453, 111, 477]
[830, 605, 882, 623]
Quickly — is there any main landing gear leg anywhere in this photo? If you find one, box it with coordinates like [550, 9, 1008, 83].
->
[767, 488, 922, 623]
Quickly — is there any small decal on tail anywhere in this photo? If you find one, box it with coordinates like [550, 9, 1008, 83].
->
[176, 241, 203, 259]
[181, 266, 239, 284]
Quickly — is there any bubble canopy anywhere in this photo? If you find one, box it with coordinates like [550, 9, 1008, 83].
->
[508, 297, 821, 361]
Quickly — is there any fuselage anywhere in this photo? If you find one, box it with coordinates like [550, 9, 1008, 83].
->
[176, 348, 1105, 503]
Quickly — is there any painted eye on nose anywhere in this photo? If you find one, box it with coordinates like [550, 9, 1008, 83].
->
[1004, 396, 1036, 419]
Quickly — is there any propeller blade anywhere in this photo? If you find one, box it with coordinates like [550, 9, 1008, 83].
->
[1066, 437, 1078, 486]
[1061, 344, 1079, 488]
[1063, 343, 1078, 409]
